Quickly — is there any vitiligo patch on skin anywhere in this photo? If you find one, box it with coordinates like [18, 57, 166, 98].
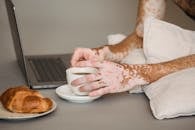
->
[92, 0, 166, 63]
[72, 54, 195, 96]
[71, 0, 166, 66]
[136, 0, 166, 37]
[70, 0, 195, 96]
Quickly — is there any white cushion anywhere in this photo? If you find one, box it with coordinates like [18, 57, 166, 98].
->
[143, 17, 195, 119]
[107, 34, 127, 45]
[144, 68, 195, 120]
[143, 17, 195, 64]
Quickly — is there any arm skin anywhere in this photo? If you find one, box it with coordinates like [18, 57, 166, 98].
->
[71, 0, 166, 66]
[71, 0, 195, 66]
[71, 0, 195, 97]
[72, 54, 195, 96]
[131, 54, 195, 83]
[92, 0, 166, 62]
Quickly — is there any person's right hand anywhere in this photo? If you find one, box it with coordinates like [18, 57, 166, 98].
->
[71, 47, 104, 67]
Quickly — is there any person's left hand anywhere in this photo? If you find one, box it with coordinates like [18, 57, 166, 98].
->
[71, 60, 147, 97]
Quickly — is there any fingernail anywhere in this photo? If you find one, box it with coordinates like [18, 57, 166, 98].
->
[79, 86, 85, 92]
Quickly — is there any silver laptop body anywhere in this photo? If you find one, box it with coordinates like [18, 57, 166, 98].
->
[5, 0, 71, 89]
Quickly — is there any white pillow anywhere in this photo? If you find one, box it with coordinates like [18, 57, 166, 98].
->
[143, 17, 195, 64]
[144, 68, 195, 120]
[143, 17, 195, 119]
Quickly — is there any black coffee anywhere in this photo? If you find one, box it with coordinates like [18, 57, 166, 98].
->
[73, 73, 91, 75]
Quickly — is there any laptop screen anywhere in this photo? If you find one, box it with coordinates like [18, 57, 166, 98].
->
[5, 0, 28, 83]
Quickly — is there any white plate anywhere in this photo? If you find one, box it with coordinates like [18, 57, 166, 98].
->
[56, 84, 101, 103]
[0, 99, 57, 120]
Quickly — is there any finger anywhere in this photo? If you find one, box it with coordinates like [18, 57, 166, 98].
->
[80, 60, 112, 68]
[89, 87, 111, 97]
[75, 61, 94, 67]
[71, 48, 83, 66]
[75, 59, 104, 68]
[75, 60, 102, 68]
[79, 80, 107, 92]
[71, 48, 95, 66]
[71, 73, 101, 86]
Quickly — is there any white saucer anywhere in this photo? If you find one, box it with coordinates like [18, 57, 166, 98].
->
[55, 84, 101, 103]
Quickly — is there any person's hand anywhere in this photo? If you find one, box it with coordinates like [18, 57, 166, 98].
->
[71, 60, 148, 97]
[71, 48, 105, 67]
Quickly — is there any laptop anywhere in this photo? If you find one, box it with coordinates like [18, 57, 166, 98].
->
[5, 0, 71, 89]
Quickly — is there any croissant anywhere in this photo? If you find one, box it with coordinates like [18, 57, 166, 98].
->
[0, 86, 53, 113]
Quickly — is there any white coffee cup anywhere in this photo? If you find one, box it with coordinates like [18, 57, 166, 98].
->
[66, 67, 97, 96]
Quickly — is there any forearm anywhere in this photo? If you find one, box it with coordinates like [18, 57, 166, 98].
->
[135, 0, 166, 37]
[145, 54, 195, 83]
[92, 0, 166, 62]
[92, 33, 142, 62]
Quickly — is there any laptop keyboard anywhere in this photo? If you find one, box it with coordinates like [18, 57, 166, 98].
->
[28, 58, 66, 82]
